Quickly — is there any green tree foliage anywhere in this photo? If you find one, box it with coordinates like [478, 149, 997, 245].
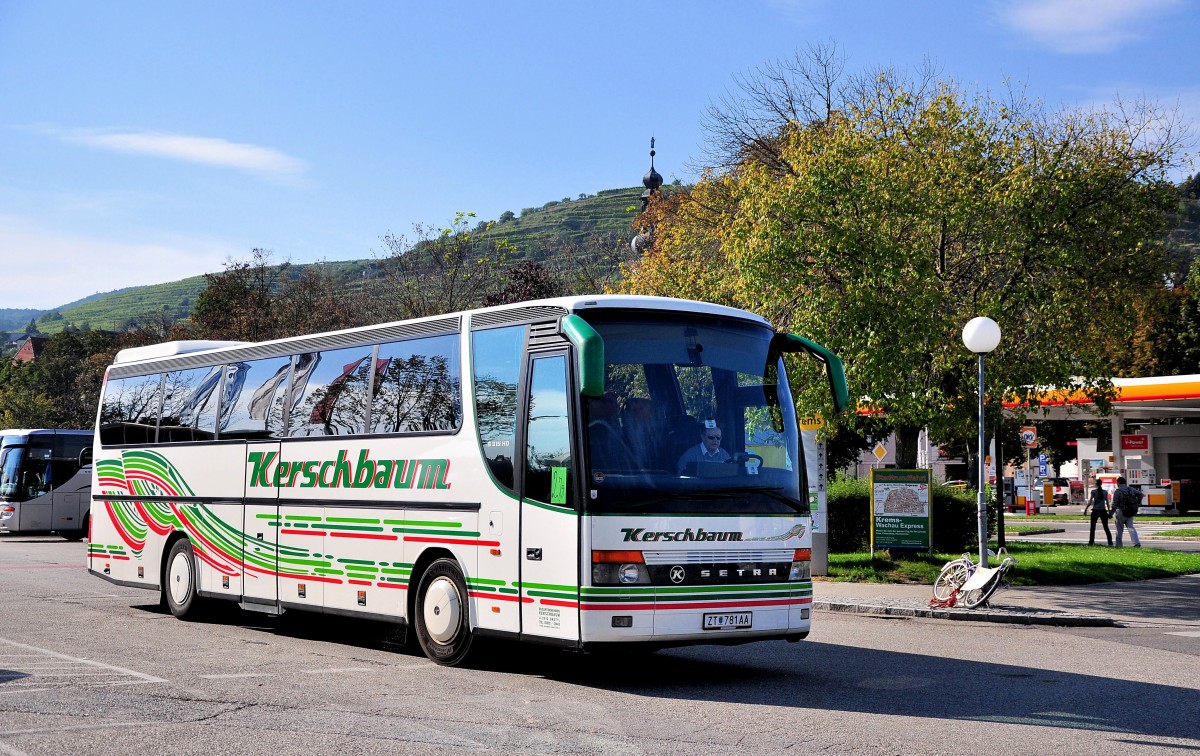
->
[484, 260, 559, 307]
[191, 249, 357, 342]
[369, 213, 511, 321]
[0, 330, 121, 428]
[624, 46, 1187, 468]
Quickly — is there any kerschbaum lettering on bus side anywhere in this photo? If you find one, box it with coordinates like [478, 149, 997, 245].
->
[246, 450, 450, 490]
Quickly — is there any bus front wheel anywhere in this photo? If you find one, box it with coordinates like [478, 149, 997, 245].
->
[163, 538, 203, 620]
[413, 558, 473, 666]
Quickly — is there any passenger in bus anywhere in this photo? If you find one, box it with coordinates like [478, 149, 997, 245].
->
[677, 425, 731, 474]
[588, 394, 636, 471]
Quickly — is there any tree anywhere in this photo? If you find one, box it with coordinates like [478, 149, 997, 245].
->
[499, 210, 516, 223]
[191, 249, 287, 342]
[369, 213, 511, 321]
[484, 260, 559, 306]
[0, 330, 119, 428]
[624, 46, 1187, 469]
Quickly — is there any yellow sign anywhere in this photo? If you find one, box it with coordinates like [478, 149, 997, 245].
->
[872, 443, 887, 461]
[799, 415, 825, 431]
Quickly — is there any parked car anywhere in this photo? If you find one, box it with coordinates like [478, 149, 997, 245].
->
[1040, 477, 1075, 506]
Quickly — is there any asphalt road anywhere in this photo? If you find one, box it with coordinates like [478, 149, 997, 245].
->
[1002, 509, 1200, 551]
[2, 535, 1198, 755]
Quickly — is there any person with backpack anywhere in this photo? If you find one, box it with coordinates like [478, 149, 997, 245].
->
[1084, 477, 1113, 546]
[1112, 476, 1143, 548]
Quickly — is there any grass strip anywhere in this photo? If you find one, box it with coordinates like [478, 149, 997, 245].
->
[827, 542, 1200, 585]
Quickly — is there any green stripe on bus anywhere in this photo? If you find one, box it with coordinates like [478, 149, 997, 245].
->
[392, 527, 482, 537]
[465, 577, 506, 586]
[382, 519, 463, 528]
[516, 581, 577, 591]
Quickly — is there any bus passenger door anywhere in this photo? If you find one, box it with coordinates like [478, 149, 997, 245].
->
[518, 353, 580, 642]
[243, 441, 280, 608]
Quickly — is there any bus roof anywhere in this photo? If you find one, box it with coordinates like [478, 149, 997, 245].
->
[114, 340, 249, 364]
[105, 295, 774, 370]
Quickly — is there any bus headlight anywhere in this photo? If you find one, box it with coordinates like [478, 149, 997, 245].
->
[618, 564, 644, 584]
[789, 548, 811, 581]
[591, 550, 649, 585]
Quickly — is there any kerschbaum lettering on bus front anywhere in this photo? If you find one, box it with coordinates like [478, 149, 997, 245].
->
[246, 450, 450, 490]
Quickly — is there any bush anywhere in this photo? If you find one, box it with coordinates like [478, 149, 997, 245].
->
[826, 475, 983, 553]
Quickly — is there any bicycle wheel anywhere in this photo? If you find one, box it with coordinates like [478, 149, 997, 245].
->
[957, 570, 1004, 609]
[932, 559, 972, 602]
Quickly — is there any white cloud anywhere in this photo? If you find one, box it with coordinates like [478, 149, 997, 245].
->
[60, 129, 307, 182]
[764, 0, 822, 26]
[1000, 0, 1184, 54]
[0, 214, 233, 311]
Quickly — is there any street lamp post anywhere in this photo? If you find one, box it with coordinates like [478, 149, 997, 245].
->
[962, 317, 1001, 568]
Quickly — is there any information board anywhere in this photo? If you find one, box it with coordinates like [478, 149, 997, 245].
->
[869, 468, 932, 553]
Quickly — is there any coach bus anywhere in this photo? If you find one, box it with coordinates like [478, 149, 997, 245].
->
[0, 428, 93, 540]
[87, 295, 848, 665]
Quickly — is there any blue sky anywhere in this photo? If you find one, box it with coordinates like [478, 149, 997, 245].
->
[1, 0, 1197, 310]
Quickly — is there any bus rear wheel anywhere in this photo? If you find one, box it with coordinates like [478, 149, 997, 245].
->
[413, 558, 473, 666]
[163, 538, 204, 620]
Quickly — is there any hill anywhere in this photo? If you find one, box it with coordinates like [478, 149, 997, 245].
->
[21, 188, 643, 334]
[480, 187, 641, 257]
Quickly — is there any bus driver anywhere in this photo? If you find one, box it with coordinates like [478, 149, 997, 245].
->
[677, 424, 731, 474]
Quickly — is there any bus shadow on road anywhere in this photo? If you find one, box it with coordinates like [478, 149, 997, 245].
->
[515, 640, 1200, 744]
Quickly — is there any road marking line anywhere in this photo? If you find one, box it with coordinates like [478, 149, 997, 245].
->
[301, 667, 376, 674]
[0, 637, 166, 684]
[1165, 630, 1200, 637]
[0, 738, 30, 756]
[200, 672, 274, 679]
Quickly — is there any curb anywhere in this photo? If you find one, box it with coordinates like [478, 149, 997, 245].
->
[813, 600, 1118, 627]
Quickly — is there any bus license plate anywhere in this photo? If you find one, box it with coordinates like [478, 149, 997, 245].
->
[703, 612, 752, 630]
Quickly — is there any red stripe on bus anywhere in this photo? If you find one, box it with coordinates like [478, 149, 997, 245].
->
[277, 571, 342, 584]
[193, 547, 239, 576]
[375, 582, 408, 590]
[539, 599, 579, 608]
[404, 536, 500, 547]
[467, 591, 531, 603]
[348, 579, 372, 586]
[173, 505, 238, 570]
[107, 555, 130, 561]
[106, 503, 146, 552]
[579, 596, 812, 612]
[281, 529, 326, 536]
[330, 532, 398, 540]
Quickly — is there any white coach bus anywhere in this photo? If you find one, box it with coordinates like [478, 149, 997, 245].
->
[87, 295, 847, 665]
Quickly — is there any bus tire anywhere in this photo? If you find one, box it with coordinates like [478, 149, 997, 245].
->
[163, 538, 203, 620]
[413, 558, 473, 666]
[61, 514, 88, 542]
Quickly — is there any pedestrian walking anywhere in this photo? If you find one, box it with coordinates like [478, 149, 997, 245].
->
[1112, 476, 1143, 548]
[1084, 477, 1113, 546]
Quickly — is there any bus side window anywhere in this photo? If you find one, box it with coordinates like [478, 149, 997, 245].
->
[472, 326, 524, 492]
[288, 346, 374, 436]
[372, 334, 462, 434]
[99, 373, 164, 447]
[525, 355, 574, 508]
[219, 356, 293, 439]
[160, 366, 222, 442]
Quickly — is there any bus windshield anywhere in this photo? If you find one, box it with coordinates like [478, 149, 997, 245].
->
[0, 444, 29, 500]
[579, 312, 804, 515]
